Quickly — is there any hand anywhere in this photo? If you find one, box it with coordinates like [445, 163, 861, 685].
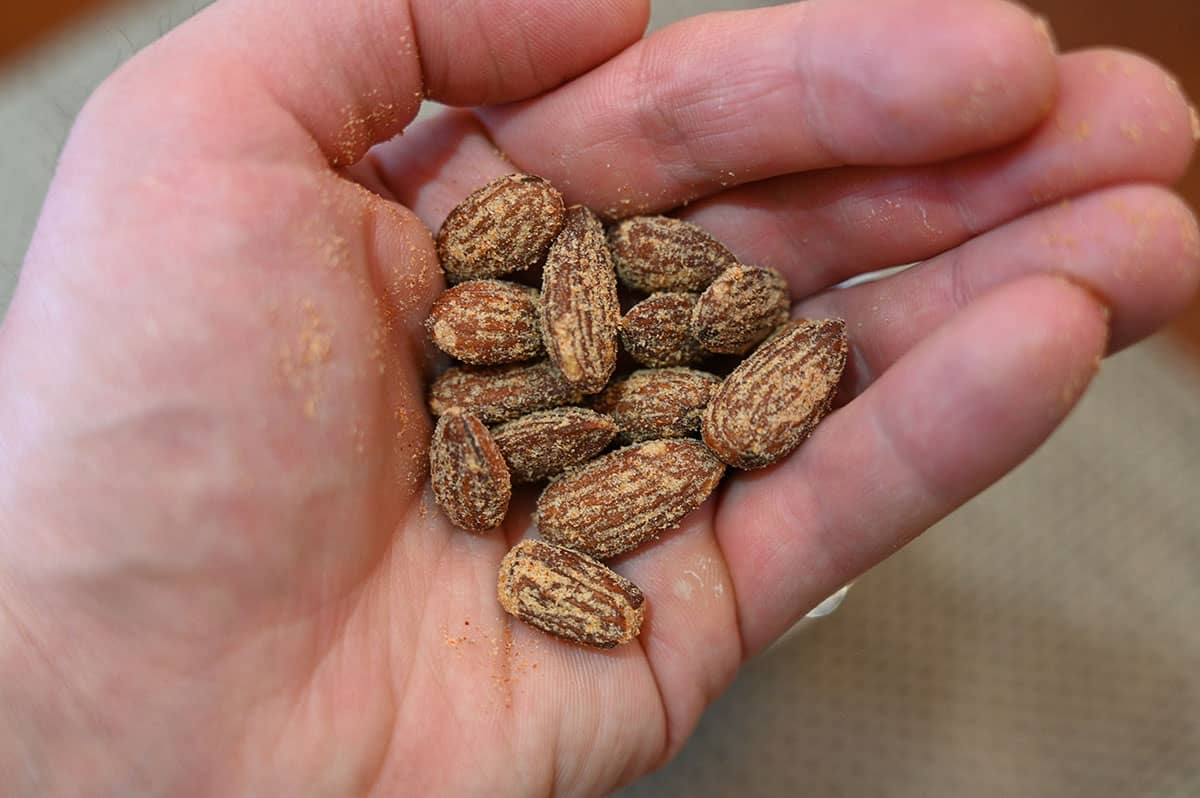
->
[1, 0, 1196, 794]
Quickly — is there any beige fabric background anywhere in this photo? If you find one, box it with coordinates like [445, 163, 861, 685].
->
[1, 1, 1197, 796]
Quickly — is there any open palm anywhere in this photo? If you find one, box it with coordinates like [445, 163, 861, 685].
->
[1, 0, 1196, 795]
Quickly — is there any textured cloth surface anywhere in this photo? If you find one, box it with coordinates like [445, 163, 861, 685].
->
[623, 338, 1200, 797]
[2, 2, 1198, 796]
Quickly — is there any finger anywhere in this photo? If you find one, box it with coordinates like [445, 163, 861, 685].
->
[680, 49, 1199, 297]
[88, 0, 649, 166]
[795, 184, 1200, 396]
[716, 275, 1109, 653]
[614, 510, 742, 761]
[477, 0, 1057, 217]
[367, 110, 521, 230]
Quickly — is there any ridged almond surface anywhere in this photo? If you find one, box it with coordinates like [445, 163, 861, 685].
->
[436, 174, 565, 283]
[536, 439, 726, 559]
[429, 410, 511, 532]
[692, 265, 791, 355]
[608, 216, 737, 293]
[428, 360, 582, 424]
[425, 280, 543, 364]
[592, 368, 721, 443]
[491, 408, 619, 483]
[702, 319, 848, 469]
[498, 540, 645, 648]
[541, 206, 620, 394]
[620, 292, 703, 367]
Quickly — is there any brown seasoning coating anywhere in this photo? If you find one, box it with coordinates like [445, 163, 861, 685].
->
[425, 171, 860, 648]
[701, 319, 848, 469]
[692, 265, 792, 355]
[425, 280, 544, 364]
[430, 410, 512, 531]
[608, 216, 737, 293]
[540, 206, 620, 394]
[620, 292, 704, 367]
[491, 407, 619, 482]
[536, 439, 726, 559]
[428, 360, 583, 424]
[592, 368, 721, 443]
[497, 539, 645, 648]
[437, 174, 565, 283]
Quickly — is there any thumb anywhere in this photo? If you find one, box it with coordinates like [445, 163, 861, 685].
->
[80, 0, 650, 167]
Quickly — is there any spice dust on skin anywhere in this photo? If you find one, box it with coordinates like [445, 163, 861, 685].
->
[277, 298, 334, 419]
[440, 617, 543, 711]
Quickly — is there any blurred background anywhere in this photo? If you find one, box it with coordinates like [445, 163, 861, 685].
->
[1, 1, 1197, 795]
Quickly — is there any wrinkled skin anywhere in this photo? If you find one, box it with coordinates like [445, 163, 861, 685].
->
[0, 0, 1196, 795]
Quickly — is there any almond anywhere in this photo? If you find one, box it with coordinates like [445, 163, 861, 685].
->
[592, 368, 721, 443]
[608, 216, 737, 293]
[541, 206, 620, 393]
[620, 292, 704, 367]
[428, 360, 582, 424]
[425, 280, 543, 365]
[430, 410, 511, 532]
[701, 319, 848, 469]
[498, 539, 645, 648]
[692, 265, 791, 355]
[536, 439, 726, 559]
[491, 408, 619, 483]
[437, 174, 565, 283]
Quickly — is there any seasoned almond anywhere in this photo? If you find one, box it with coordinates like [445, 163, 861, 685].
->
[430, 410, 511, 532]
[692, 265, 791, 355]
[608, 216, 737, 293]
[498, 539, 645, 648]
[428, 360, 582, 424]
[425, 280, 543, 365]
[592, 368, 721, 443]
[491, 408, 619, 483]
[536, 439, 726, 559]
[437, 174, 565, 283]
[541, 206, 620, 393]
[702, 319, 848, 469]
[620, 292, 704, 367]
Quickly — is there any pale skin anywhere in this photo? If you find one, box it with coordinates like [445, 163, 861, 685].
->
[0, 0, 1197, 794]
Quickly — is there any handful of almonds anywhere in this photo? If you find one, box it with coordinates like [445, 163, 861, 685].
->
[426, 174, 849, 649]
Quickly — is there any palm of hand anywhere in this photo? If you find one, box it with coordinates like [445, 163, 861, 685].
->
[1, 0, 1197, 795]
[3, 72, 718, 798]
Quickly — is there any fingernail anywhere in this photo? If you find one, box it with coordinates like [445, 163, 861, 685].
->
[1033, 15, 1057, 52]
[1164, 74, 1185, 100]
[1162, 74, 1200, 141]
[1048, 273, 1111, 324]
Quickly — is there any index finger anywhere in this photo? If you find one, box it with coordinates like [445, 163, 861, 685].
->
[477, 0, 1058, 217]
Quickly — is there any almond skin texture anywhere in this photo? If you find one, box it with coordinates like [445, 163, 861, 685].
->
[620, 292, 704, 367]
[430, 410, 512, 532]
[491, 408, 619, 483]
[702, 319, 848, 469]
[425, 280, 543, 364]
[692, 265, 791, 355]
[437, 174, 565, 283]
[608, 216, 738, 293]
[592, 368, 721, 443]
[536, 439, 726, 559]
[428, 360, 582, 424]
[540, 206, 620, 394]
[497, 540, 645, 648]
